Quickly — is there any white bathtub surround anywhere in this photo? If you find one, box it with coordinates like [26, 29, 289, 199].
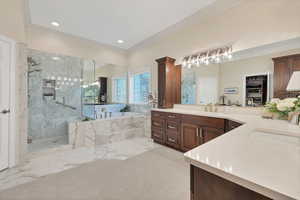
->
[0, 137, 159, 191]
[69, 113, 148, 149]
[153, 105, 300, 200]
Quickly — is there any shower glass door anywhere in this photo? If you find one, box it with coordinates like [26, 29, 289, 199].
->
[27, 49, 96, 152]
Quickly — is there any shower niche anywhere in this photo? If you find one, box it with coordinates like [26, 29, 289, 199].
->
[42, 79, 56, 99]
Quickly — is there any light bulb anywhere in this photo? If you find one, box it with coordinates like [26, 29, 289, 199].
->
[182, 59, 187, 67]
[228, 54, 232, 59]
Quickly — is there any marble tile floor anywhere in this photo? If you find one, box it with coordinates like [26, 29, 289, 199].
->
[0, 137, 159, 192]
[28, 135, 69, 153]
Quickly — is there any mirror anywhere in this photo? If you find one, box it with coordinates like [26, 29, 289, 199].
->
[181, 38, 300, 107]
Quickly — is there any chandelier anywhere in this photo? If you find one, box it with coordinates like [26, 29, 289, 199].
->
[182, 46, 233, 68]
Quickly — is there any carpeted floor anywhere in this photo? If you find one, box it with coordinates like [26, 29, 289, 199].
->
[0, 146, 189, 200]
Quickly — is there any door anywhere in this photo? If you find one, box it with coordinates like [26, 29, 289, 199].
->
[181, 123, 200, 152]
[201, 127, 224, 144]
[0, 38, 11, 171]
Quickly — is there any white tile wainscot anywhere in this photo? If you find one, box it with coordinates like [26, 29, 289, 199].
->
[68, 113, 149, 148]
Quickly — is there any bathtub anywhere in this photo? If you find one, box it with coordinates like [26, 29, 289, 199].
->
[68, 112, 149, 148]
[95, 112, 141, 119]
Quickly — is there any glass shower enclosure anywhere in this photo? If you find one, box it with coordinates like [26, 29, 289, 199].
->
[27, 49, 96, 152]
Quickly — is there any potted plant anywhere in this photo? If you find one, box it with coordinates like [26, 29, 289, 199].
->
[265, 97, 300, 122]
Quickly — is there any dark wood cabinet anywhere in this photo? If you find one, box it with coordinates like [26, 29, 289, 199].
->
[190, 165, 272, 200]
[156, 57, 181, 108]
[181, 123, 201, 152]
[201, 127, 224, 144]
[273, 54, 300, 99]
[151, 111, 233, 152]
[225, 120, 243, 132]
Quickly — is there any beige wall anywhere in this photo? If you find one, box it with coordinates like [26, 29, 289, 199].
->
[0, 0, 27, 42]
[128, 0, 300, 93]
[27, 25, 128, 67]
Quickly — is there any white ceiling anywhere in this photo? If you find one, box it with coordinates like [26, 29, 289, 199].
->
[28, 0, 216, 49]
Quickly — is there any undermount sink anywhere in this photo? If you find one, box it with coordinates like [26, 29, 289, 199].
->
[253, 128, 300, 139]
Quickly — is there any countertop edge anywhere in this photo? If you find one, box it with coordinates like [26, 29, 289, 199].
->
[151, 108, 299, 200]
[184, 157, 295, 200]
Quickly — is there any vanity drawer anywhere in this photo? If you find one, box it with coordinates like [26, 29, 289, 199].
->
[166, 113, 181, 121]
[151, 128, 164, 144]
[151, 111, 166, 119]
[165, 130, 181, 150]
[151, 118, 165, 129]
[166, 120, 180, 132]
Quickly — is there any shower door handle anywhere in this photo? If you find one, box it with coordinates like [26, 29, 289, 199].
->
[1, 109, 10, 114]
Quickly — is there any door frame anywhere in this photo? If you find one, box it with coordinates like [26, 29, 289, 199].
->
[0, 35, 17, 168]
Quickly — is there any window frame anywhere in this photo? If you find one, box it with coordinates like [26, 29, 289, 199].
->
[111, 76, 127, 104]
[129, 71, 151, 105]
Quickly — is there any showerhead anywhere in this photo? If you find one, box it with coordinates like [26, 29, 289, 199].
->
[27, 57, 41, 67]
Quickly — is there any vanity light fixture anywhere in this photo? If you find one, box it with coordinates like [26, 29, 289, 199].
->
[117, 40, 124, 44]
[51, 21, 60, 27]
[182, 45, 233, 68]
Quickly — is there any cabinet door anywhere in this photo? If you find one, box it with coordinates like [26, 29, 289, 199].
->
[181, 123, 200, 152]
[291, 55, 300, 71]
[273, 58, 290, 98]
[201, 127, 224, 144]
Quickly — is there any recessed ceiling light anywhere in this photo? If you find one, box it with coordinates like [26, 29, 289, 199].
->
[117, 40, 124, 44]
[51, 21, 60, 27]
[52, 56, 60, 60]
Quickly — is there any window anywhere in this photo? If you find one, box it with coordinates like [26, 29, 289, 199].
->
[112, 77, 127, 103]
[130, 72, 151, 104]
[82, 83, 100, 104]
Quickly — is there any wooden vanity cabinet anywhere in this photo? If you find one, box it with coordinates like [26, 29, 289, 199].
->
[225, 120, 243, 132]
[190, 165, 272, 200]
[156, 57, 182, 109]
[201, 127, 225, 144]
[152, 111, 226, 152]
[181, 115, 225, 152]
[181, 122, 201, 152]
[273, 54, 300, 99]
[151, 111, 166, 144]
[165, 114, 181, 149]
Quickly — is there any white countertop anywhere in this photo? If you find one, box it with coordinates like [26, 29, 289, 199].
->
[152, 106, 300, 200]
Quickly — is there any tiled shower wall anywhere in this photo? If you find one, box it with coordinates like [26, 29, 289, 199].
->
[27, 49, 94, 140]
